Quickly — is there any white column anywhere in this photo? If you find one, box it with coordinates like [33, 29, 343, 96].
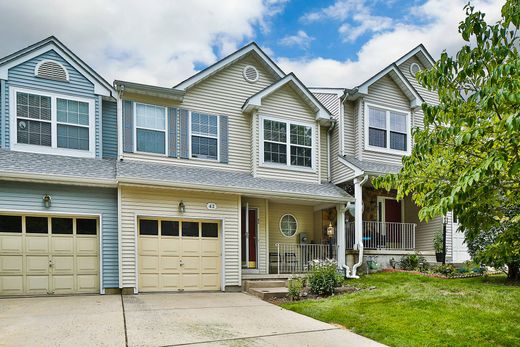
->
[336, 204, 346, 268]
[354, 177, 364, 249]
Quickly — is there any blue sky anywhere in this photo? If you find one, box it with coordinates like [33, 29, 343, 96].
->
[0, 0, 504, 87]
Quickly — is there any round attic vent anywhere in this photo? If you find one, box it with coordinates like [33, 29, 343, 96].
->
[409, 62, 421, 77]
[35, 60, 69, 82]
[243, 65, 259, 83]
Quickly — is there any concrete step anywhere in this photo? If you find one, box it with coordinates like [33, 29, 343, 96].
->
[243, 280, 287, 292]
[248, 287, 289, 300]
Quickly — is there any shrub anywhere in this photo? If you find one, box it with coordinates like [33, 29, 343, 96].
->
[287, 277, 303, 301]
[434, 264, 457, 276]
[307, 259, 342, 296]
[399, 253, 427, 271]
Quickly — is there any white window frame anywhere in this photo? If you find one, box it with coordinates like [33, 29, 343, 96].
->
[259, 115, 316, 172]
[188, 110, 220, 162]
[133, 102, 168, 156]
[9, 86, 96, 158]
[364, 102, 411, 155]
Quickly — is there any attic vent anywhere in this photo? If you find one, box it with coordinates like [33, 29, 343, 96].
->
[35, 60, 69, 82]
[409, 62, 421, 77]
[243, 65, 259, 83]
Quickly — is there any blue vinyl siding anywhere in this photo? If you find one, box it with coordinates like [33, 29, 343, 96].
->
[3, 50, 102, 157]
[102, 100, 118, 158]
[0, 181, 119, 288]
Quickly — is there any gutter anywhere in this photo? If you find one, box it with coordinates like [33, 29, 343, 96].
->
[0, 172, 117, 188]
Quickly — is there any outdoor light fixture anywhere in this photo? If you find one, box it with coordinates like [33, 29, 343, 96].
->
[42, 194, 52, 208]
[327, 222, 335, 238]
[178, 201, 186, 214]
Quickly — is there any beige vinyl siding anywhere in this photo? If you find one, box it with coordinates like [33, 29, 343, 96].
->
[313, 93, 340, 118]
[403, 196, 439, 254]
[256, 84, 320, 183]
[242, 197, 268, 274]
[268, 203, 315, 250]
[361, 75, 411, 166]
[343, 101, 356, 156]
[120, 185, 240, 290]
[124, 54, 277, 172]
[320, 126, 328, 182]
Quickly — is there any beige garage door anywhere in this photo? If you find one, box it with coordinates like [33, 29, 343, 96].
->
[0, 214, 99, 295]
[138, 218, 221, 292]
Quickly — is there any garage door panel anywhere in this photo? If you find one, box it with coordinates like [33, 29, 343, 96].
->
[140, 238, 159, 254]
[182, 273, 200, 289]
[52, 256, 74, 274]
[201, 257, 219, 272]
[0, 236, 23, 253]
[25, 237, 49, 253]
[52, 275, 75, 293]
[139, 255, 159, 273]
[0, 276, 24, 294]
[182, 257, 200, 272]
[182, 239, 201, 255]
[161, 274, 180, 290]
[140, 274, 160, 291]
[26, 276, 49, 294]
[201, 274, 219, 289]
[0, 256, 23, 274]
[160, 256, 180, 272]
[76, 237, 98, 254]
[161, 238, 180, 255]
[26, 256, 50, 274]
[51, 237, 74, 254]
[77, 275, 98, 292]
[201, 240, 219, 255]
[76, 256, 98, 273]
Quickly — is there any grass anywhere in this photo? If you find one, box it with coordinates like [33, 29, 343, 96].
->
[281, 272, 520, 347]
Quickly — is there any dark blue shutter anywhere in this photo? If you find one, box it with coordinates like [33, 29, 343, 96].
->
[168, 107, 178, 158]
[219, 115, 229, 164]
[179, 109, 189, 159]
[122, 100, 134, 153]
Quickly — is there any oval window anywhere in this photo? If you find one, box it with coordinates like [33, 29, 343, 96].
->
[280, 214, 297, 237]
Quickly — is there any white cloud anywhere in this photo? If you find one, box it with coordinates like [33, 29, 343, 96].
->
[279, 30, 314, 49]
[279, 0, 505, 87]
[0, 0, 285, 86]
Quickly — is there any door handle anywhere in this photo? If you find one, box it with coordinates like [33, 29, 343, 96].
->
[48, 259, 53, 268]
[179, 259, 184, 267]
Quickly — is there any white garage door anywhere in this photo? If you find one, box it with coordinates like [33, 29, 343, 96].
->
[138, 218, 221, 292]
[0, 214, 99, 295]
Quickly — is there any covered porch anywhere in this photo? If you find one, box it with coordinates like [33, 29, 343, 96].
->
[241, 197, 347, 276]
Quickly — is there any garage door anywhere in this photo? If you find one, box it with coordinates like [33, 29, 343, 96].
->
[138, 218, 220, 292]
[0, 214, 99, 295]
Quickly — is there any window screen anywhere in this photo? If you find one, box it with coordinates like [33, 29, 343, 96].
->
[16, 92, 52, 147]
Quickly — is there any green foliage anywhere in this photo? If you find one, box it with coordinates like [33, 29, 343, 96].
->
[399, 253, 427, 271]
[433, 231, 444, 253]
[433, 264, 457, 276]
[373, 0, 520, 280]
[306, 259, 342, 296]
[287, 277, 303, 301]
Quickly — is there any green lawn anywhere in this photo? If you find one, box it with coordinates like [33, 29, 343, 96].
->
[281, 272, 520, 347]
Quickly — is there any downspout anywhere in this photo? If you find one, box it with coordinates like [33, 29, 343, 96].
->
[327, 121, 336, 182]
[346, 174, 368, 278]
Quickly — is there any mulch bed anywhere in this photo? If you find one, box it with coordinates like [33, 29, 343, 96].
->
[267, 285, 371, 305]
[382, 268, 502, 279]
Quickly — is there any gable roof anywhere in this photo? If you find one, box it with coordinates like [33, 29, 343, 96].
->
[395, 44, 435, 68]
[339, 155, 402, 176]
[173, 42, 285, 91]
[242, 73, 332, 121]
[0, 36, 115, 97]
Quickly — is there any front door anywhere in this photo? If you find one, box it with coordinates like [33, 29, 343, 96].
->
[377, 197, 402, 247]
[241, 208, 257, 269]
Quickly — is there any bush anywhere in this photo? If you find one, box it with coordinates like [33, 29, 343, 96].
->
[433, 264, 457, 276]
[287, 277, 303, 301]
[307, 259, 342, 296]
[399, 253, 427, 271]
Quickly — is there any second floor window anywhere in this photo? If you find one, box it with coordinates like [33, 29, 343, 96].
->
[16, 92, 52, 147]
[135, 103, 166, 154]
[367, 105, 409, 153]
[262, 118, 313, 169]
[191, 112, 218, 160]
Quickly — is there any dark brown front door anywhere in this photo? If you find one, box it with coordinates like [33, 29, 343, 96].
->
[385, 199, 402, 223]
[241, 208, 257, 268]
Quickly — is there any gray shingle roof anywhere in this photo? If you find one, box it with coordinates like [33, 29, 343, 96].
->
[0, 149, 116, 182]
[117, 159, 352, 202]
[343, 155, 402, 174]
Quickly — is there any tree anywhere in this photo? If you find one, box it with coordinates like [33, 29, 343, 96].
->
[374, 0, 520, 280]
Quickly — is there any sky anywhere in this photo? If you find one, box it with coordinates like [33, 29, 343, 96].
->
[0, 0, 505, 88]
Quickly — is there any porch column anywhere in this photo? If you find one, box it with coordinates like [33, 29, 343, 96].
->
[336, 204, 346, 268]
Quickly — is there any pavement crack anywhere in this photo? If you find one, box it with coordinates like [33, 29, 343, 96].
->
[121, 294, 129, 347]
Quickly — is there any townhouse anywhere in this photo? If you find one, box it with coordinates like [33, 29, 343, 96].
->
[0, 37, 469, 296]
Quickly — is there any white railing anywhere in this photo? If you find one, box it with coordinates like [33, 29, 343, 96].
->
[346, 221, 416, 250]
[272, 243, 336, 274]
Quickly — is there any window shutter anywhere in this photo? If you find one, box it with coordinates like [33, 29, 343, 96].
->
[122, 100, 134, 153]
[219, 115, 229, 164]
[179, 109, 189, 159]
[168, 107, 178, 158]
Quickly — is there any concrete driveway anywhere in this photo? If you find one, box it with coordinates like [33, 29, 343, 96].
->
[0, 292, 384, 347]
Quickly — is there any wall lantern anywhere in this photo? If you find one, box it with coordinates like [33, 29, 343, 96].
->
[42, 194, 52, 208]
[178, 201, 186, 214]
[326, 222, 335, 238]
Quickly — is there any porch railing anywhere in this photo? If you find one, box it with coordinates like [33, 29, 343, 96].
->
[272, 243, 336, 274]
[346, 221, 416, 251]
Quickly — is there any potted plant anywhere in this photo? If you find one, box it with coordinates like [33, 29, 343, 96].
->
[433, 231, 444, 262]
